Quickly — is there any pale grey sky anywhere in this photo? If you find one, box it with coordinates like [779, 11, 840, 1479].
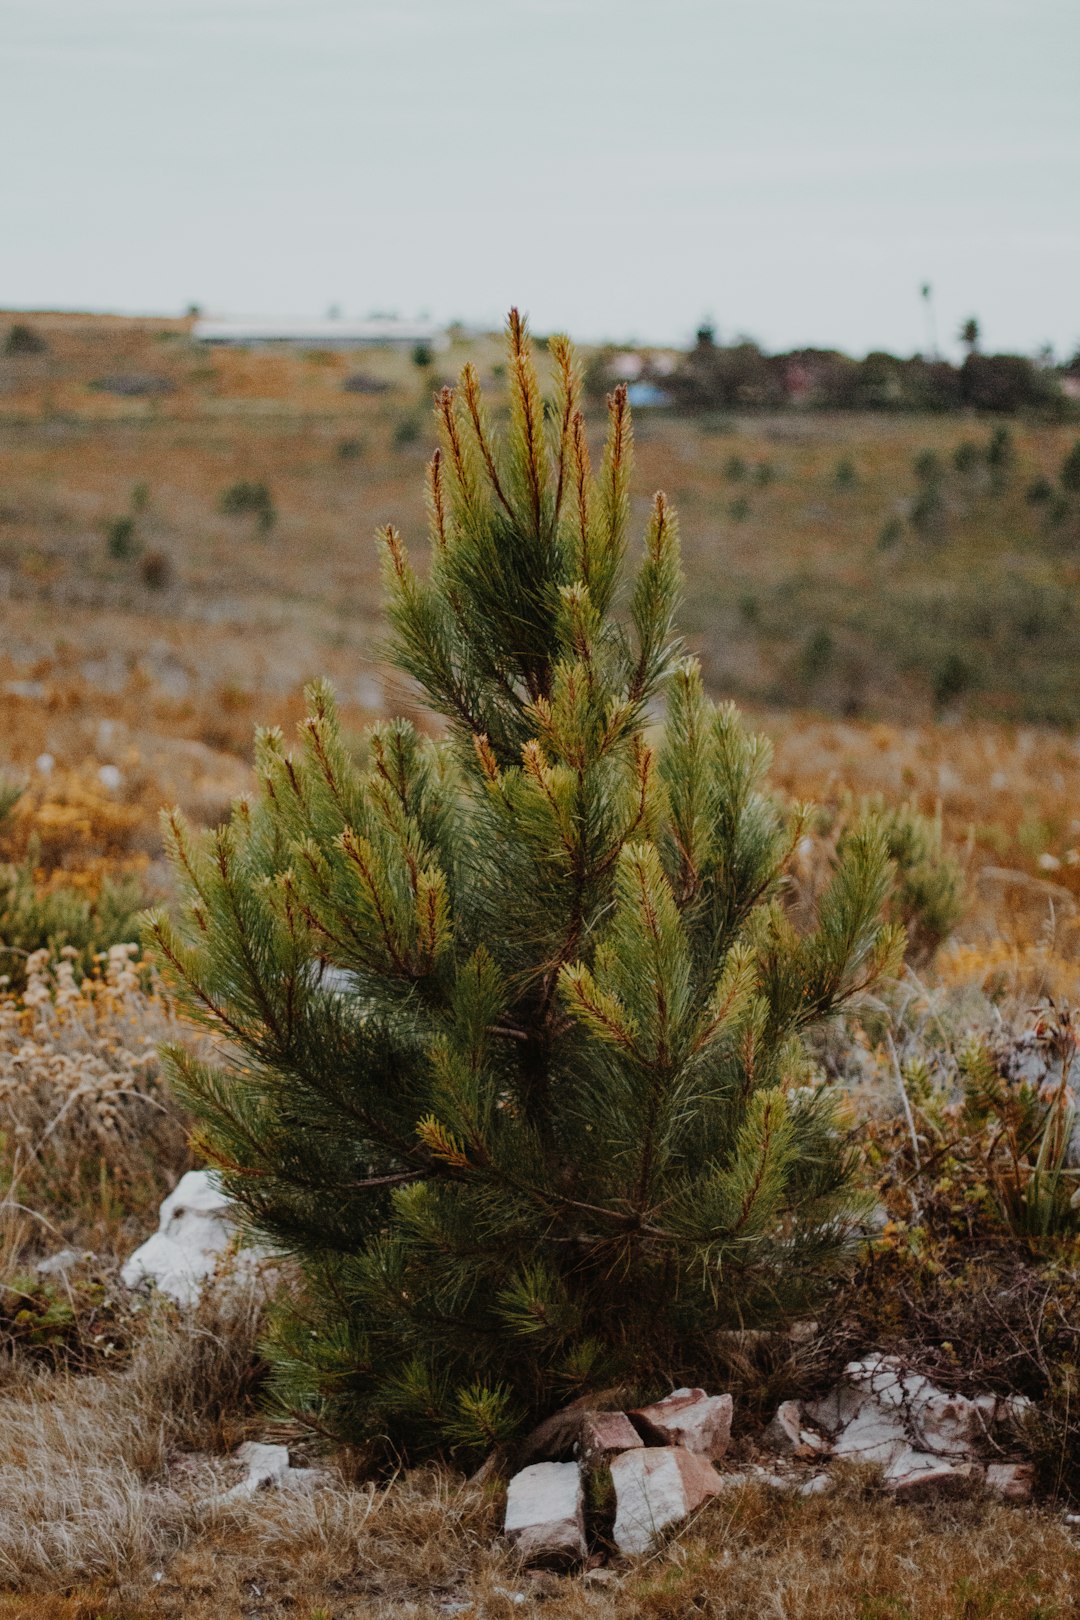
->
[5, 0, 1078, 357]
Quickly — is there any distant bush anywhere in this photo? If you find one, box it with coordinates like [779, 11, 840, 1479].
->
[393, 414, 422, 449]
[871, 799, 965, 964]
[4, 323, 47, 357]
[933, 651, 973, 708]
[1026, 476, 1055, 506]
[833, 457, 858, 489]
[952, 440, 982, 475]
[0, 856, 146, 989]
[877, 516, 903, 549]
[411, 342, 434, 369]
[728, 494, 751, 521]
[753, 460, 775, 487]
[913, 449, 943, 486]
[140, 550, 172, 590]
[105, 516, 139, 561]
[959, 352, 1058, 415]
[1060, 441, 1080, 494]
[909, 486, 945, 538]
[723, 453, 747, 481]
[219, 480, 276, 532]
[986, 424, 1014, 473]
[801, 626, 833, 682]
[336, 437, 365, 462]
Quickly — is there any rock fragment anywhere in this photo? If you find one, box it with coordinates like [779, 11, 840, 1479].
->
[630, 1388, 733, 1460]
[504, 1460, 587, 1568]
[580, 1411, 643, 1463]
[610, 1446, 723, 1555]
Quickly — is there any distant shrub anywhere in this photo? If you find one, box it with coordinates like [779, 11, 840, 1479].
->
[877, 516, 903, 549]
[131, 481, 150, 513]
[869, 799, 965, 963]
[1060, 441, 1080, 494]
[959, 352, 1058, 414]
[833, 457, 858, 489]
[0, 858, 146, 990]
[4, 323, 47, 357]
[219, 480, 276, 532]
[738, 592, 760, 624]
[411, 342, 434, 369]
[986, 424, 1014, 472]
[393, 414, 422, 449]
[140, 550, 172, 591]
[723, 453, 747, 481]
[933, 651, 973, 707]
[342, 372, 391, 395]
[909, 486, 945, 538]
[913, 448, 943, 486]
[754, 460, 775, 487]
[336, 436, 365, 462]
[105, 516, 139, 561]
[952, 440, 982, 475]
[801, 626, 833, 682]
[1026, 475, 1055, 506]
[728, 494, 751, 522]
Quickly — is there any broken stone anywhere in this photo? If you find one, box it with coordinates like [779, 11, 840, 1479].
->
[36, 1248, 93, 1277]
[630, 1388, 733, 1460]
[580, 1411, 643, 1463]
[765, 1400, 830, 1456]
[120, 1169, 271, 1307]
[503, 1460, 586, 1568]
[985, 1462, 1034, 1503]
[884, 1451, 974, 1499]
[204, 1442, 327, 1507]
[610, 1445, 723, 1555]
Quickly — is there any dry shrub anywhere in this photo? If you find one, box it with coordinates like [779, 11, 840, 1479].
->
[0, 946, 191, 1249]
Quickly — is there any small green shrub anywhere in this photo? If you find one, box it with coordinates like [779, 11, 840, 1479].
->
[1026, 476, 1055, 505]
[877, 517, 903, 550]
[3, 323, 47, 356]
[411, 342, 434, 369]
[729, 494, 751, 521]
[724, 453, 747, 481]
[219, 480, 276, 532]
[909, 486, 945, 538]
[105, 516, 139, 561]
[1060, 441, 1080, 494]
[952, 440, 982, 475]
[833, 457, 858, 490]
[754, 460, 775, 487]
[933, 651, 973, 707]
[393, 414, 422, 448]
[913, 449, 943, 486]
[0, 859, 146, 988]
[873, 800, 965, 963]
[336, 437, 366, 462]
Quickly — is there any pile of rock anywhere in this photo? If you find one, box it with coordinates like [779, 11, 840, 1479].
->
[503, 1363, 1035, 1566]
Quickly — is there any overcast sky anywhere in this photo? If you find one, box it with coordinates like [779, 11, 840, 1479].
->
[4, 0, 1078, 357]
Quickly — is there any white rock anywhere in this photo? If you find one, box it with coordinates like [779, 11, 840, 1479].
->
[610, 1446, 723, 1555]
[205, 1441, 328, 1507]
[121, 1169, 267, 1307]
[765, 1400, 829, 1455]
[631, 1388, 733, 1460]
[36, 1248, 91, 1277]
[884, 1450, 974, 1498]
[985, 1462, 1034, 1502]
[97, 763, 123, 792]
[504, 1460, 586, 1567]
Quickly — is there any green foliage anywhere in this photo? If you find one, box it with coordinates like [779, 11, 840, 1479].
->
[0, 857, 145, 987]
[220, 479, 276, 532]
[151, 312, 902, 1457]
[853, 799, 964, 964]
[833, 457, 858, 490]
[933, 652, 973, 708]
[106, 515, 139, 561]
[411, 342, 434, 370]
[1061, 441, 1080, 494]
[4, 322, 47, 356]
[393, 414, 423, 448]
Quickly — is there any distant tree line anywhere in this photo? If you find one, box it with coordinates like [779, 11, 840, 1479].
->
[592, 324, 1078, 418]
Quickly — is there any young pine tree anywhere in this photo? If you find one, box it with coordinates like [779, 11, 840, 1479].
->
[149, 313, 901, 1457]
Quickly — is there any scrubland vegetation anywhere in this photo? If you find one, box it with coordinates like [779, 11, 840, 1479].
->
[2, 312, 1080, 1616]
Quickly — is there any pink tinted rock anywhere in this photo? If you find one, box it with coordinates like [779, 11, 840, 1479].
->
[884, 1450, 974, 1499]
[580, 1410, 643, 1461]
[631, 1387, 734, 1460]
[985, 1462, 1034, 1503]
[504, 1460, 586, 1567]
[610, 1446, 723, 1555]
